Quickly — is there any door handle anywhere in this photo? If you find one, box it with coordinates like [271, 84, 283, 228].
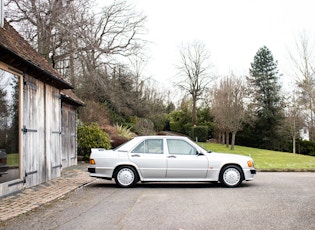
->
[167, 155, 176, 158]
[131, 154, 140, 157]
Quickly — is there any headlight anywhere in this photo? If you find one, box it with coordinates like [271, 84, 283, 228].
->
[247, 160, 254, 167]
[90, 159, 96, 165]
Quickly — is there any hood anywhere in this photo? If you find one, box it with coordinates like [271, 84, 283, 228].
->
[209, 151, 253, 161]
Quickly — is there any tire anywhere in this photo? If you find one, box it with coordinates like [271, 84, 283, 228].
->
[114, 166, 138, 188]
[219, 165, 243, 188]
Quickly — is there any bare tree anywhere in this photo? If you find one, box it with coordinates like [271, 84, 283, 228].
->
[5, 0, 147, 87]
[175, 41, 213, 125]
[285, 91, 306, 153]
[211, 75, 246, 150]
[289, 32, 315, 141]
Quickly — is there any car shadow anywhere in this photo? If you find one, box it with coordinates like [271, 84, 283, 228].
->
[88, 179, 256, 189]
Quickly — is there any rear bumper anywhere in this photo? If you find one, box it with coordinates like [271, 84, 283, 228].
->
[88, 166, 114, 180]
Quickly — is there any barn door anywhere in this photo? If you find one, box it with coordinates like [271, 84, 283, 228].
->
[69, 110, 77, 165]
[61, 106, 69, 167]
[22, 77, 45, 187]
[61, 104, 77, 168]
[47, 86, 62, 179]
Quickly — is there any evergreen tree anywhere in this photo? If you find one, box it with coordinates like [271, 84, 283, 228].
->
[247, 46, 284, 150]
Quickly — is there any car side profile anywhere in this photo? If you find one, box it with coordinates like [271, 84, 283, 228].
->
[88, 136, 256, 188]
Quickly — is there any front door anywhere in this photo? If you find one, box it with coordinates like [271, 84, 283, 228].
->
[166, 139, 208, 179]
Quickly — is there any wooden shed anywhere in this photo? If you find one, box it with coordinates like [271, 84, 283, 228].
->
[0, 20, 83, 196]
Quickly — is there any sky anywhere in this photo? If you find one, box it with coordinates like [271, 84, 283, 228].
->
[129, 0, 315, 89]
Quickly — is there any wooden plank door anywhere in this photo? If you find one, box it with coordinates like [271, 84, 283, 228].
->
[46, 86, 62, 179]
[22, 77, 45, 187]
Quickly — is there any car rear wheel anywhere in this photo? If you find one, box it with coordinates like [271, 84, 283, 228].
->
[114, 166, 138, 188]
[220, 165, 243, 188]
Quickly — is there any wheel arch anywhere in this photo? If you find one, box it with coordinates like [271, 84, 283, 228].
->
[113, 164, 142, 182]
[219, 163, 245, 181]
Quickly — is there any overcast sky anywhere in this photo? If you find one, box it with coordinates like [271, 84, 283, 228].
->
[130, 0, 315, 88]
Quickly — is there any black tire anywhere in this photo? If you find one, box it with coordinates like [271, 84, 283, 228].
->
[114, 166, 138, 188]
[219, 165, 243, 188]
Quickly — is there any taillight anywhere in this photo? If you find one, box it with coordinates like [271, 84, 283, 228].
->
[90, 159, 95, 165]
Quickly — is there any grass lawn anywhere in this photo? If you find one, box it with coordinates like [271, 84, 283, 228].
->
[199, 142, 315, 171]
[6, 153, 19, 167]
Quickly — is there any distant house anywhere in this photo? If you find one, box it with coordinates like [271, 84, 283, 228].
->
[299, 127, 309, 141]
[0, 19, 83, 196]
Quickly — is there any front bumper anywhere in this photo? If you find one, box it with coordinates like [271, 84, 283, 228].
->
[243, 168, 256, 181]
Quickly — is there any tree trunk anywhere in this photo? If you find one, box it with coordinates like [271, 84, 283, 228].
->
[225, 131, 229, 147]
[221, 132, 225, 145]
[192, 95, 197, 126]
[231, 131, 236, 150]
[292, 133, 296, 154]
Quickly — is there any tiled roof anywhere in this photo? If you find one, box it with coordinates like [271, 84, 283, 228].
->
[0, 19, 83, 106]
[61, 90, 84, 106]
[0, 19, 72, 89]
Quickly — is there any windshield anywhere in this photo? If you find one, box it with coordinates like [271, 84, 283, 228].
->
[199, 145, 212, 153]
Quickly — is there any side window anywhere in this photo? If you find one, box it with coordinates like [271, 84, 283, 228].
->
[132, 139, 163, 154]
[132, 141, 145, 153]
[167, 139, 196, 155]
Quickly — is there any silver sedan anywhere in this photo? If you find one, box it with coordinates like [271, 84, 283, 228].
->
[88, 136, 256, 188]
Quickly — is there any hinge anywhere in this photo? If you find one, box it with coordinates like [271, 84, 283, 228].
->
[52, 131, 61, 134]
[25, 170, 38, 176]
[21, 126, 37, 134]
[52, 164, 62, 169]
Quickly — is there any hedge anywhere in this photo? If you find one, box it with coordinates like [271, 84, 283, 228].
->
[191, 126, 208, 142]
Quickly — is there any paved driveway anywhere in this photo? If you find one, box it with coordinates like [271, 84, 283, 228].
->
[1, 172, 315, 230]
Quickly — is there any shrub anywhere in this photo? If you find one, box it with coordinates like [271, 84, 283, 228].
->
[170, 122, 193, 136]
[111, 124, 136, 148]
[170, 121, 181, 134]
[191, 126, 208, 142]
[77, 122, 111, 160]
[199, 122, 215, 139]
[297, 140, 315, 156]
[133, 118, 155, 135]
[114, 124, 136, 139]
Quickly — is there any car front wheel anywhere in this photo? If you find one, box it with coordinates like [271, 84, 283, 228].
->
[114, 166, 138, 188]
[219, 165, 243, 188]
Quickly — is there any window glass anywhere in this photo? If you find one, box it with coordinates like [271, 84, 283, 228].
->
[0, 69, 19, 183]
[132, 139, 163, 154]
[132, 141, 145, 153]
[167, 139, 196, 155]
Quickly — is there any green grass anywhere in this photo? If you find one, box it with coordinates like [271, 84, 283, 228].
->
[199, 142, 315, 171]
[6, 153, 19, 167]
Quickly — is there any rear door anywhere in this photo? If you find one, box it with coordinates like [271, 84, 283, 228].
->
[128, 138, 167, 179]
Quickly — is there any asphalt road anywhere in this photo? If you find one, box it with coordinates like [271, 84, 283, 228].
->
[1, 172, 315, 230]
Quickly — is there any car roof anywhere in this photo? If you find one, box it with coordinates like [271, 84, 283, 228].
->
[116, 135, 190, 152]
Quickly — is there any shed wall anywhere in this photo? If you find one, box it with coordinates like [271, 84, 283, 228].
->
[1, 61, 77, 197]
